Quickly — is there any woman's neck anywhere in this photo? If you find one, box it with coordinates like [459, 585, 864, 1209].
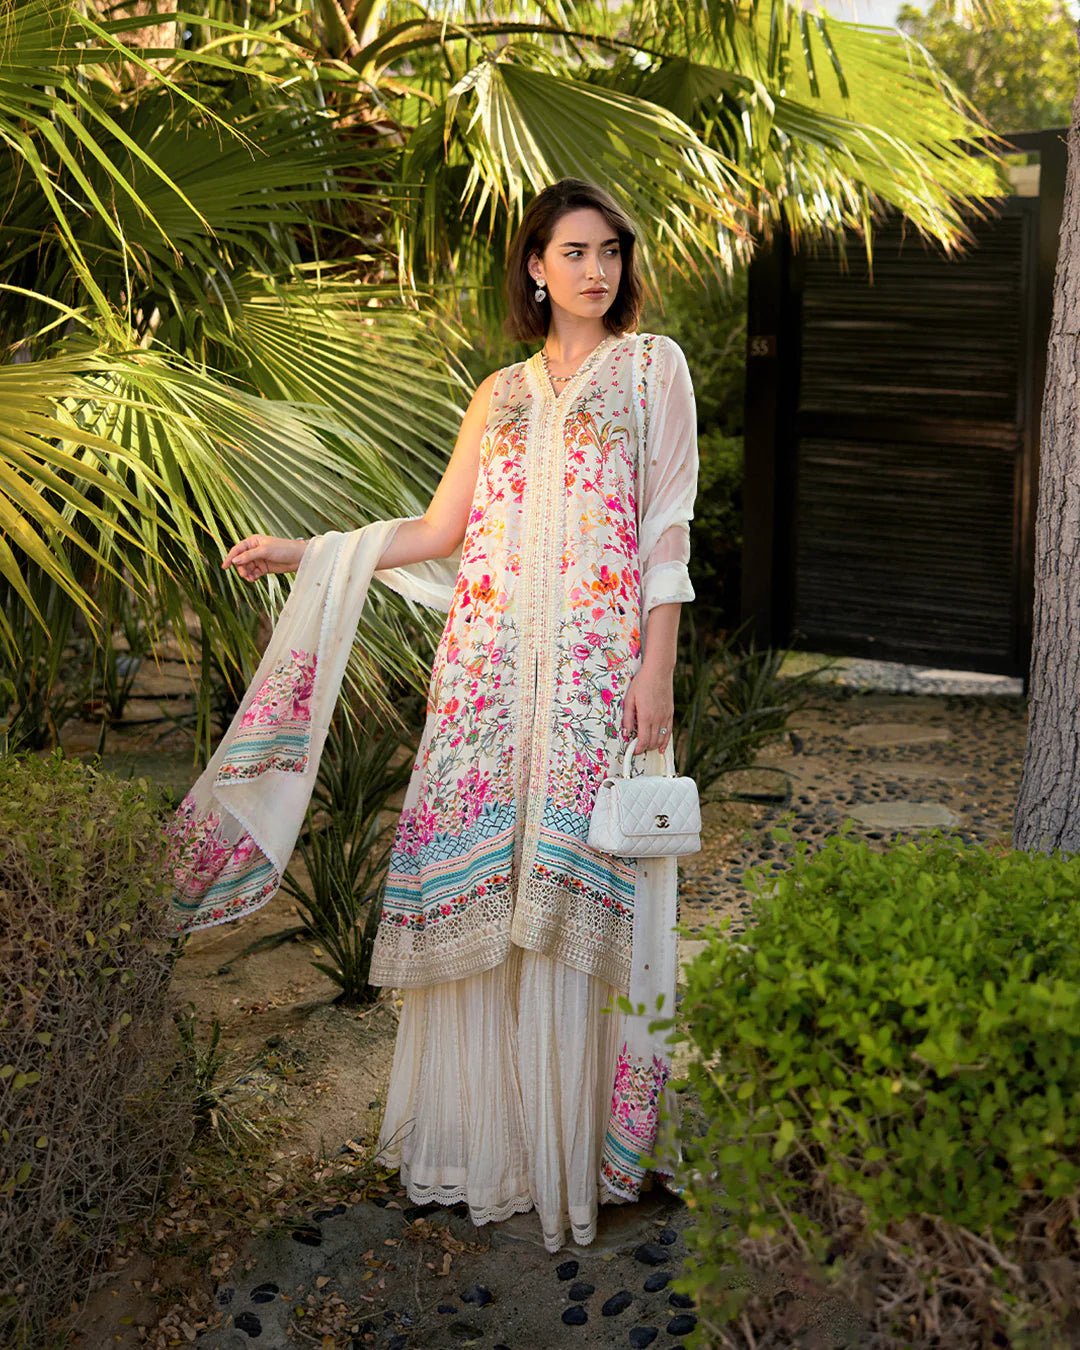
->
[541, 322, 610, 366]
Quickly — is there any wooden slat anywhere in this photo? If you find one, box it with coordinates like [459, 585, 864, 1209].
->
[798, 217, 1025, 423]
[790, 213, 1026, 669]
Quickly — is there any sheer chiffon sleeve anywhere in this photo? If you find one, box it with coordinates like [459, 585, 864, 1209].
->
[638, 335, 699, 618]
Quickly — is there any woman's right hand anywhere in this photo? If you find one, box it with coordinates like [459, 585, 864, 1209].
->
[221, 535, 308, 581]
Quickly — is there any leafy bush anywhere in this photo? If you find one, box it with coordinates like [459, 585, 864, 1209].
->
[689, 425, 744, 633]
[0, 569, 88, 753]
[674, 829, 1080, 1348]
[655, 267, 748, 633]
[0, 753, 194, 1349]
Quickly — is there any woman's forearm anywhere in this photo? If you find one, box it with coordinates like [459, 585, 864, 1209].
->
[281, 515, 457, 576]
[373, 514, 460, 570]
[641, 601, 681, 674]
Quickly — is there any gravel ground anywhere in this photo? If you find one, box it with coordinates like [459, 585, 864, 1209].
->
[678, 656, 1027, 939]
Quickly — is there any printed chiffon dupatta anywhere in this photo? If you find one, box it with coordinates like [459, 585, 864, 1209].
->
[164, 518, 453, 935]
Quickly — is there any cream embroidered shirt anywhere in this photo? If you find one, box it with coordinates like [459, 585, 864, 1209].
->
[369, 330, 699, 992]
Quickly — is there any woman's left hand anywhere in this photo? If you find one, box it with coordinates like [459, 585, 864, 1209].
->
[620, 662, 675, 754]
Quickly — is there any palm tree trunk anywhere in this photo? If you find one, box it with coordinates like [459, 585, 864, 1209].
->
[1014, 75, 1080, 852]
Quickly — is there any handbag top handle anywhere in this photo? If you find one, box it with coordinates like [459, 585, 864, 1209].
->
[621, 735, 678, 779]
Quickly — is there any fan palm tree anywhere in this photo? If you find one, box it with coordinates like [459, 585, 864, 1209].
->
[0, 0, 1008, 752]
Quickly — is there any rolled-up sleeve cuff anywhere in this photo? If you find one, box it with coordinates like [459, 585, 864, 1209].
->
[642, 561, 695, 617]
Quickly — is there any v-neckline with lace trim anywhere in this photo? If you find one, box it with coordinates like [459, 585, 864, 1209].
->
[526, 331, 627, 405]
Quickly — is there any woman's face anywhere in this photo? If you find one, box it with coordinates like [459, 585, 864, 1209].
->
[529, 207, 623, 323]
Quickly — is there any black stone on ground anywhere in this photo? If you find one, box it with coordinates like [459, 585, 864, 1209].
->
[289, 1225, 321, 1246]
[233, 1311, 262, 1337]
[437, 1303, 457, 1314]
[460, 1283, 493, 1306]
[668, 1292, 694, 1308]
[602, 1290, 633, 1316]
[667, 1313, 697, 1336]
[249, 1283, 278, 1303]
[657, 1227, 678, 1245]
[634, 1242, 668, 1266]
[629, 1329, 659, 1348]
[562, 1305, 588, 1326]
[569, 1281, 595, 1301]
[643, 1271, 672, 1292]
[556, 1259, 579, 1281]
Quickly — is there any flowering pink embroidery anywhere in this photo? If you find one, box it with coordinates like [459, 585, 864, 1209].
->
[165, 792, 277, 932]
[240, 648, 317, 729]
[381, 336, 651, 971]
[215, 648, 318, 783]
[600, 1041, 672, 1198]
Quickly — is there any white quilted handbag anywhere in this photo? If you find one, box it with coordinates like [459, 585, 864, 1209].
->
[587, 736, 702, 858]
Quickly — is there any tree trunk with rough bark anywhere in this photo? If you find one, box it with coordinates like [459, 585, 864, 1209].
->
[1014, 75, 1080, 852]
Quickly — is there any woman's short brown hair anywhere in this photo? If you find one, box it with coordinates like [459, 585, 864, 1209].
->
[503, 178, 645, 343]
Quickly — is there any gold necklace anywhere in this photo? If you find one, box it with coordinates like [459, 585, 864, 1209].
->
[540, 335, 610, 387]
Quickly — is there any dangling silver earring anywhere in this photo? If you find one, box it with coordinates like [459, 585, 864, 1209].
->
[534, 280, 547, 302]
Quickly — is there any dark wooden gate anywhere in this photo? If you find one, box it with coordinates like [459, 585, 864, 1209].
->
[741, 130, 1066, 683]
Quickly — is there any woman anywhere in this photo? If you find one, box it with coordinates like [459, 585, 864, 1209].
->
[217, 178, 699, 1252]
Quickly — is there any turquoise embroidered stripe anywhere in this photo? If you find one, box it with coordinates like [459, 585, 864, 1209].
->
[534, 834, 637, 903]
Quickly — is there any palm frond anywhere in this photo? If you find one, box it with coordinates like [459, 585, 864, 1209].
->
[629, 1, 1010, 259]
[0, 344, 192, 646]
[398, 45, 758, 299]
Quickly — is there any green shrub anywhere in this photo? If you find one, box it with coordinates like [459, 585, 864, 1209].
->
[657, 266, 747, 634]
[0, 752, 194, 1349]
[675, 829, 1080, 1348]
[0, 569, 88, 753]
[688, 425, 743, 631]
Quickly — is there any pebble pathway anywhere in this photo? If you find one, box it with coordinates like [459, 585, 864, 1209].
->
[198, 1188, 698, 1348]
[678, 660, 1027, 941]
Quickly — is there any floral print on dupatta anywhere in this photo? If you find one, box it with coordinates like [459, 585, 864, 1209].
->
[214, 647, 318, 784]
[164, 794, 278, 931]
[600, 1040, 673, 1199]
[165, 646, 317, 933]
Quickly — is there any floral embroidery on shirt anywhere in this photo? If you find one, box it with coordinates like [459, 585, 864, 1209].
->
[372, 337, 686, 997]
